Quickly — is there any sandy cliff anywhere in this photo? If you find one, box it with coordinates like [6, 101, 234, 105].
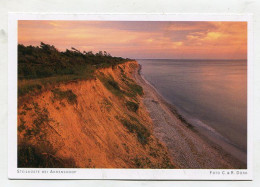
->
[17, 61, 175, 168]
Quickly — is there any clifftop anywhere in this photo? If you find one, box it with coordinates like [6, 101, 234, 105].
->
[18, 61, 176, 168]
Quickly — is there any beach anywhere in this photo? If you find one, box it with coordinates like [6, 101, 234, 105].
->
[133, 64, 246, 169]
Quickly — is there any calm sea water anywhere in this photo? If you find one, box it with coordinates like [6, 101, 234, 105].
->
[138, 59, 247, 161]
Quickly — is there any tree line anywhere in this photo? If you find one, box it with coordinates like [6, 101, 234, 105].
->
[18, 42, 132, 80]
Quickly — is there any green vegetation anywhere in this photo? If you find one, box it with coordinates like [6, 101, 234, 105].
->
[126, 101, 139, 112]
[18, 102, 77, 168]
[18, 118, 26, 133]
[21, 102, 54, 139]
[18, 83, 42, 97]
[119, 116, 150, 145]
[51, 88, 77, 105]
[18, 143, 76, 168]
[133, 156, 152, 168]
[98, 71, 143, 101]
[98, 73, 123, 97]
[19, 111, 26, 115]
[22, 102, 53, 138]
[18, 42, 132, 96]
[149, 147, 159, 158]
[119, 67, 143, 98]
[22, 104, 32, 111]
[127, 83, 143, 97]
[33, 107, 50, 131]
[133, 155, 174, 169]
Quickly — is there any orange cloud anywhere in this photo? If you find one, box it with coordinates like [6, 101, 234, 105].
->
[18, 21, 247, 59]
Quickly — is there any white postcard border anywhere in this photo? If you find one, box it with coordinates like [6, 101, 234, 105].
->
[8, 13, 253, 180]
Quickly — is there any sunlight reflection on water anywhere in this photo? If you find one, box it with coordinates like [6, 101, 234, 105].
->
[138, 59, 247, 153]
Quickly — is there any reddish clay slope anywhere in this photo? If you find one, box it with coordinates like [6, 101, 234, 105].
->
[17, 61, 176, 168]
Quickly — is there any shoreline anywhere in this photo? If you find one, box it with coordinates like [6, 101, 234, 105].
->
[134, 63, 246, 169]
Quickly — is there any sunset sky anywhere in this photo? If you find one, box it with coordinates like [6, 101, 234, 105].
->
[18, 21, 247, 59]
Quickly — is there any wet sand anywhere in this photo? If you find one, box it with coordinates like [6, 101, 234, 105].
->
[133, 64, 246, 169]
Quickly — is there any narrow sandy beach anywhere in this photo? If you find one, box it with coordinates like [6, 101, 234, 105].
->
[134, 64, 246, 169]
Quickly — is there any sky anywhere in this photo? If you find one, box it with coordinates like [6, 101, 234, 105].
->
[18, 21, 247, 59]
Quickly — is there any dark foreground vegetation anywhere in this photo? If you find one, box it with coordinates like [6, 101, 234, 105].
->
[18, 143, 77, 168]
[18, 42, 132, 96]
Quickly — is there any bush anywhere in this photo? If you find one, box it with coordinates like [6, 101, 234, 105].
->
[120, 74, 143, 98]
[107, 79, 120, 90]
[126, 101, 139, 112]
[18, 83, 42, 97]
[129, 83, 143, 96]
[18, 143, 76, 168]
[98, 74, 123, 97]
[120, 118, 150, 145]
[133, 156, 152, 168]
[51, 88, 77, 105]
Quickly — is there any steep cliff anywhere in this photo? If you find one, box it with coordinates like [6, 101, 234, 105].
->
[17, 61, 176, 168]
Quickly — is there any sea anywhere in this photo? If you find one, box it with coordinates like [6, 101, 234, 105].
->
[137, 59, 247, 164]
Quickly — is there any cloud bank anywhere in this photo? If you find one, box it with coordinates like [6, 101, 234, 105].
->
[18, 21, 247, 59]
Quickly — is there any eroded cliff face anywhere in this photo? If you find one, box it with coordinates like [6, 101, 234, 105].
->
[17, 61, 175, 168]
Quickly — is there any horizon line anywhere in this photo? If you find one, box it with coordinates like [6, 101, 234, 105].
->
[134, 58, 247, 61]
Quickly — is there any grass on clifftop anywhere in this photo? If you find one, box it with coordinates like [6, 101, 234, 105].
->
[18, 42, 132, 97]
